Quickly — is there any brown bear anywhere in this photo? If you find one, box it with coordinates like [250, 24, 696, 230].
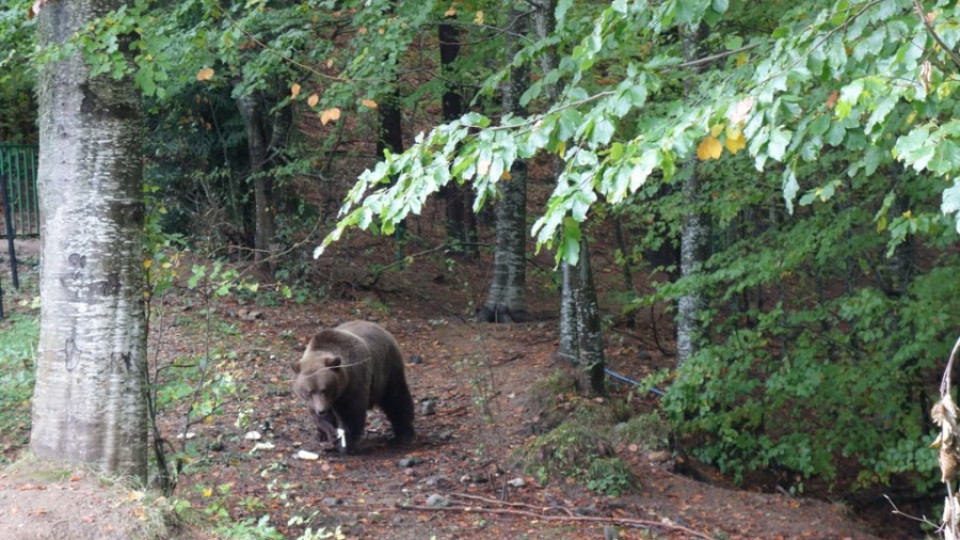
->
[291, 320, 414, 453]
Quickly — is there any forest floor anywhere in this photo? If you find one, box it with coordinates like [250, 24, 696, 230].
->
[0, 232, 933, 539]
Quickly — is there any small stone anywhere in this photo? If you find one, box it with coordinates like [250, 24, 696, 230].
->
[647, 450, 671, 462]
[459, 473, 486, 484]
[252, 442, 275, 452]
[425, 493, 449, 508]
[408, 355, 423, 365]
[604, 525, 620, 540]
[419, 399, 436, 416]
[507, 477, 526, 488]
[175, 431, 196, 440]
[244, 431, 262, 441]
[296, 450, 320, 460]
[398, 457, 423, 468]
[322, 497, 341, 506]
[438, 430, 453, 441]
[422, 475, 448, 487]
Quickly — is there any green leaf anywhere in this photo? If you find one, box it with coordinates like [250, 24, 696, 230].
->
[561, 218, 581, 266]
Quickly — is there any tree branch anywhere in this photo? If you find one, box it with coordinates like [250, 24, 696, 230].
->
[913, 0, 960, 72]
[397, 503, 717, 540]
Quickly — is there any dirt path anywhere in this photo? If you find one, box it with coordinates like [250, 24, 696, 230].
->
[0, 238, 914, 539]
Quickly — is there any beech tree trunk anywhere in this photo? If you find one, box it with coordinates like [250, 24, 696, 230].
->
[31, 0, 147, 481]
[676, 25, 710, 367]
[478, 8, 528, 323]
[235, 92, 274, 275]
[533, 0, 606, 394]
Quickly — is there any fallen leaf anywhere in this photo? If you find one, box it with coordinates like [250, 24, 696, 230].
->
[307, 94, 319, 108]
[291, 83, 301, 98]
[361, 99, 378, 109]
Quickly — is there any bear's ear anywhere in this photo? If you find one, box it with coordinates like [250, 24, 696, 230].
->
[325, 356, 342, 369]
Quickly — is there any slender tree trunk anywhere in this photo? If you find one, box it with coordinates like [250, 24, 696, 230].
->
[235, 92, 274, 275]
[575, 238, 606, 395]
[534, 0, 606, 394]
[437, 19, 477, 254]
[478, 7, 528, 323]
[676, 25, 710, 367]
[31, 0, 147, 481]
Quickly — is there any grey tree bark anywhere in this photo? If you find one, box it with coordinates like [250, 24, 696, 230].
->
[533, 0, 606, 394]
[676, 25, 710, 367]
[235, 92, 274, 276]
[437, 17, 478, 255]
[31, 0, 147, 481]
[477, 8, 528, 323]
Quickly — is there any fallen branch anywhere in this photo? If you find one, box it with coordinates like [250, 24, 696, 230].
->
[449, 491, 574, 516]
[397, 503, 716, 540]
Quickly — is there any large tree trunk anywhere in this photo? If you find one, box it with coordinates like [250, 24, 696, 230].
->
[477, 8, 528, 323]
[676, 25, 710, 367]
[235, 92, 274, 276]
[31, 0, 147, 481]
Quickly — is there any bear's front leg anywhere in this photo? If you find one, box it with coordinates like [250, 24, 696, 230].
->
[334, 408, 367, 454]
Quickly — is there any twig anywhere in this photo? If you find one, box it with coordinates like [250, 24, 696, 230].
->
[913, 0, 960, 71]
[883, 494, 937, 526]
[669, 44, 760, 71]
[449, 492, 574, 516]
[397, 503, 717, 539]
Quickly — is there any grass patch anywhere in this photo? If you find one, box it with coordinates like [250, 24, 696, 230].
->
[0, 312, 39, 461]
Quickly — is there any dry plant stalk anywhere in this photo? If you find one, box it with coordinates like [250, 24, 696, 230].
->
[932, 335, 960, 540]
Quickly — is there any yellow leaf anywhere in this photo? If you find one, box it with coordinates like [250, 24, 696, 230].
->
[307, 94, 319, 107]
[361, 99, 378, 109]
[358, 26, 368, 34]
[196, 67, 215, 81]
[474, 10, 483, 24]
[444, 6, 457, 17]
[724, 125, 746, 154]
[202, 488, 213, 498]
[709, 124, 724, 137]
[326, 59, 334, 68]
[291, 83, 301, 98]
[501, 170, 511, 181]
[143, 259, 152, 269]
[697, 136, 723, 161]
[320, 107, 341, 125]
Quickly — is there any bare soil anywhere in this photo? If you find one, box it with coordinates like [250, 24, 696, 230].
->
[0, 229, 926, 539]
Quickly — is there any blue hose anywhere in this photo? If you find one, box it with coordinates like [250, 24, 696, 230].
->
[604, 368, 666, 396]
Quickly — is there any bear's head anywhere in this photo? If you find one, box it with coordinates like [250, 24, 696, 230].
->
[291, 329, 359, 413]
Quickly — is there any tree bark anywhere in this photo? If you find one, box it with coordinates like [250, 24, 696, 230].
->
[533, 0, 606, 394]
[676, 25, 710, 367]
[235, 92, 274, 276]
[478, 7, 528, 323]
[437, 19, 477, 254]
[31, 0, 147, 481]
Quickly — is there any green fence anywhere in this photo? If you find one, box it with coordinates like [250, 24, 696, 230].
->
[0, 144, 39, 237]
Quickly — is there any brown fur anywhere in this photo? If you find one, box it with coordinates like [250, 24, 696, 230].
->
[292, 321, 414, 453]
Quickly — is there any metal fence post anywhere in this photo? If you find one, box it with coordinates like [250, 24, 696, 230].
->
[0, 173, 18, 290]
